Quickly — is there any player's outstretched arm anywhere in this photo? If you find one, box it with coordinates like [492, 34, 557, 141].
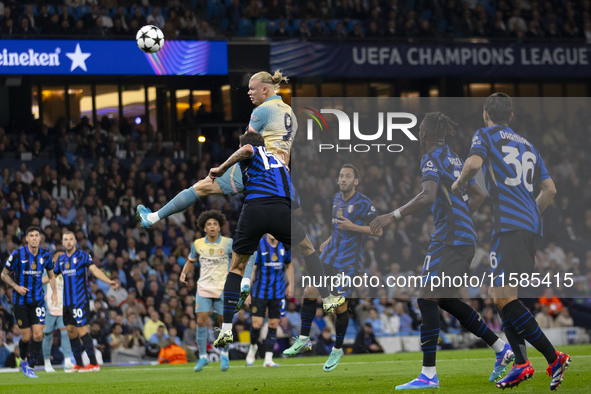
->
[1, 269, 28, 296]
[466, 182, 486, 215]
[536, 177, 557, 213]
[208, 145, 255, 180]
[452, 155, 483, 195]
[370, 180, 437, 234]
[89, 264, 118, 289]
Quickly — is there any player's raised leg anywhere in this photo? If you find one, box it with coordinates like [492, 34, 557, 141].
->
[138, 173, 229, 229]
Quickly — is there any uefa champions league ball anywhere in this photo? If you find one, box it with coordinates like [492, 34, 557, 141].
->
[136, 25, 165, 53]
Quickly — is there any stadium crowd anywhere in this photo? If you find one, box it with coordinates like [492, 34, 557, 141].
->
[1, 0, 591, 41]
[1, 93, 591, 367]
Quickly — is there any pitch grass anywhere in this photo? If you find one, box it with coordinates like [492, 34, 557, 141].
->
[1, 344, 590, 393]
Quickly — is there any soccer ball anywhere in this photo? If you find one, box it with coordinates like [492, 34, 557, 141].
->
[136, 25, 165, 54]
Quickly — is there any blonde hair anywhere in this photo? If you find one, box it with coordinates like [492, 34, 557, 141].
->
[250, 70, 288, 92]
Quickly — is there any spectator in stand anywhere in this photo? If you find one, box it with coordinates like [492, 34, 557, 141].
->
[147, 7, 166, 29]
[395, 302, 413, 335]
[144, 311, 168, 341]
[353, 323, 383, 354]
[315, 327, 335, 356]
[99, 6, 113, 29]
[554, 307, 574, 328]
[535, 304, 554, 329]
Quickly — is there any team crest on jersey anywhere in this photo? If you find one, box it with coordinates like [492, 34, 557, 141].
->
[272, 254, 278, 262]
[218, 249, 225, 255]
[251, 306, 258, 314]
[209, 249, 214, 256]
[337, 208, 344, 218]
[65, 263, 70, 269]
[347, 205, 354, 213]
[31, 263, 37, 270]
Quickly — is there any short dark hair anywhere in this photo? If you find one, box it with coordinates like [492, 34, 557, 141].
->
[483, 93, 513, 125]
[341, 164, 359, 179]
[196, 209, 226, 231]
[239, 131, 265, 147]
[25, 226, 41, 236]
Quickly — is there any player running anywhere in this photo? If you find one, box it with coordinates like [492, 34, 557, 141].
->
[283, 164, 381, 372]
[452, 93, 569, 390]
[371, 112, 514, 389]
[246, 234, 292, 367]
[1, 226, 58, 378]
[180, 210, 253, 372]
[54, 230, 118, 372]
[210, 132, 343, 349]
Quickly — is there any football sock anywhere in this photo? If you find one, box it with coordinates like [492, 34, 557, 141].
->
[197, 326, 208, 358]
[417, 298, 439, 367]
[491, 339, 506, 354]
[438, 298, 499, 347]
[264, 327, 277, 354]
[421, 366, 437, 379]
[155, 187, 199, 222]
[502, 299, 556, 364]
[81, 333, 98, 365]
[303, 253, 329, 298]
[28, 340, 42, 368]
[250, 327, 261, 345]
[300, 298, 316, 337]
[265, 352, 273, 363]
[222, 272, 242, 324]
[221, 346, 229, 357]
[335, 311, 348, 349]
[42, 332, 52, 360]
[501, 316, 528, 364]
[70, 337, 84, 366]
[19, 339, 29, 362]
[60, 329, 72, 362]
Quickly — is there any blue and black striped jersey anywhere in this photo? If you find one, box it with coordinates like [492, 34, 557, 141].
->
[251, 237, 290, 299]
[240, 146, 293, 201]
[469, 125, 550, 236]
[320, 192, 377, 274]
[54, 249, 93, 308]
[3, 246, 54, 305]
[421, 146, 477, 246]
